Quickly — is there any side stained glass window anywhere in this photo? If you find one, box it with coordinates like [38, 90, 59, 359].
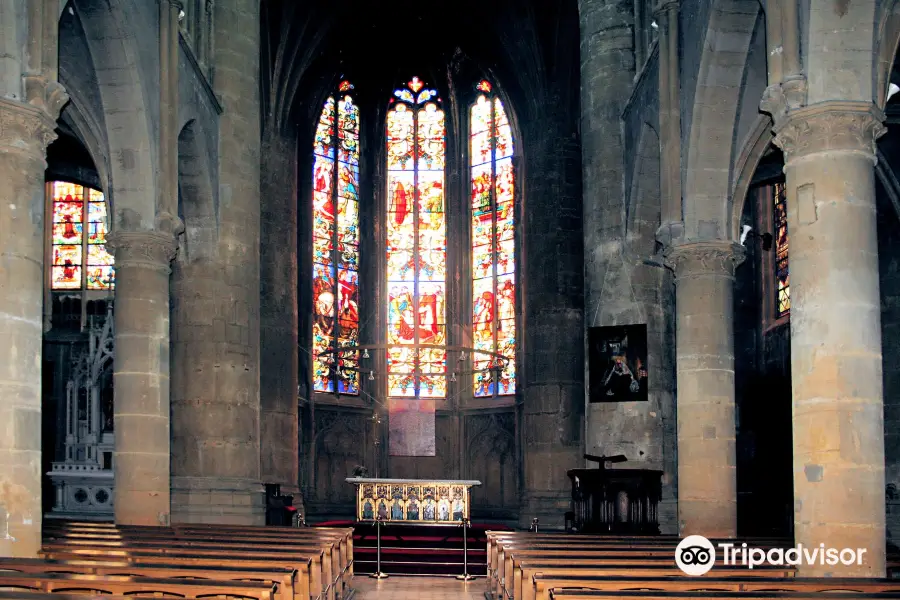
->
[312, 80, 361, 395]
[470, 80, 516, 397]
[773, 181, 789, 317]
[50, 181, 115, 291]
[386, 77, 448, 399]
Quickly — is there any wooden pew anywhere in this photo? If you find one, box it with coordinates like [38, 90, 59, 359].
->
[43, 526, 346, 599]
[40, 543, 328, 600]
[0, 571, 277, 599]
[487, 532, 789, 599]
[490, 540, 789, 600]
[508, 560, 794, 600]
[547, 592, 900, 600]
[0, 556, 297, 600]
[44, 522, 353, 598]
[530, 574, 900, 600]
[0, 592, 134, 600]
[43, 522, 353, 583]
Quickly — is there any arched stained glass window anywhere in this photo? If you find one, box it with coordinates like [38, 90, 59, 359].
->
[773, 181, 789, 317]
[312, 80, 361, 395]
[386, 77, 447, 399]
[470, 80, 516, 397]
[49, 181, 115, 291]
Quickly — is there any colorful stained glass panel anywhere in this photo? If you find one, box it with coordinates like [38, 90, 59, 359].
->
[387, 80, 448, 404]
[774, 182, 790, 317]
[313, 89, 360, 394]
[469, 90, 516, 397]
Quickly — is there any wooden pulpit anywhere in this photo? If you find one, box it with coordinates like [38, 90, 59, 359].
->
[567, 454, 663, 534]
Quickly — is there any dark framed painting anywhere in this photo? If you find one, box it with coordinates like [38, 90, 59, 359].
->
[588, 324, 648, 403]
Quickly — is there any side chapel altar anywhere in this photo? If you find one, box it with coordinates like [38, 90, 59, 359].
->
[346, 478, 481, 524]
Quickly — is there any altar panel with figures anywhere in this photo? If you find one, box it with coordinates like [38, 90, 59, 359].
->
[347, 478, 480, 524]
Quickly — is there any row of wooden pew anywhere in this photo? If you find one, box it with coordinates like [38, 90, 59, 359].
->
[485, 531, 900, 600]
[0, 520, 355, 600]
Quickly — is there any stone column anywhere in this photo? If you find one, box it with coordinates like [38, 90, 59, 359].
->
[107, 230, 177, 526]
[664, 241, 744, 537]
[260, 128, 299, 504]
[170, 0, 264, 524]
[0, 98, 59, 557]
[772, 101, 886, 577]
[520, 120, 584, 529]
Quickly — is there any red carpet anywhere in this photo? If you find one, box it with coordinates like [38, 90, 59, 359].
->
[316, 520, 513, 576]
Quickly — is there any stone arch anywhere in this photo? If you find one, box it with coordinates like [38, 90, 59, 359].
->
[729, 115, 774, 240]
[66, 0, 157, 231]
[626, 123, 661, 261]
[875, 0, 900, 109]
[683, 0, 760, 241]
[175, 119, 217, 264]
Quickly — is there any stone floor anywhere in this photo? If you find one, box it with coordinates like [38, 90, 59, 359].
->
[353, 575, 485, 599]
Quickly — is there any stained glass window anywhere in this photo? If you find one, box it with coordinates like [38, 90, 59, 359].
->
[773, 181, 789, 317]
[470, 80, 516, 397]
[386, 77, 448, 399]
[312, 81, 361, 395]
[50, 181, 115, 291]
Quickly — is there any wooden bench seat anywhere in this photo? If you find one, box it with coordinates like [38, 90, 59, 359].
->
[43, 532, 340, 596]
[494, 545, 785, 599]
[0, 556, 298, 600]
[44, 522, 353, 598]
[0, 591, 134, 600]
[0, 570, 277, 599]
[46, 525, 353, 591]
[505, 560, 794, 600]
[529, 574, 900, 600]
[546, 591, 900, 600]
[40, 543, 328, 600]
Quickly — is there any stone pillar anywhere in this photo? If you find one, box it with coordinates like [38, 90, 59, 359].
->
[665, 241, 744, 537]
[772, 101, 886, 577]
[107, 230, 177, 526]
[0, 98, 59, 557]
[520, 121, 585, 529]
[170, 0, 264, 524]
[260, 128, 299, 503]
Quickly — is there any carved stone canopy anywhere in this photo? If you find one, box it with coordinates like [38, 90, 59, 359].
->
[771, 101, 886, 164]
[663, 240, 746, 278]
[106, 230, 178, 273]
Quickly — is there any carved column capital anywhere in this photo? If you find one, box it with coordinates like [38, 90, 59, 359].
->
[663, 241, 745, 279]
[771, 101, 886, 164]
[106, 230, 178, 274]
[0, 97, 60, 158]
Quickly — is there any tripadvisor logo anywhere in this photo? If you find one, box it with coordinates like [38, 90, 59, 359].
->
[675, 535, 716, 576]
[674, 535, 869, 576]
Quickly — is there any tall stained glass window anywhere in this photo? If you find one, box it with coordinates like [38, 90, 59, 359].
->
[470, 80, 516, 397]
[773, 181, 789, 317]
[50, 181, 115, 291]
[386, 77, 447, 399]
[312, 80, 361, 394]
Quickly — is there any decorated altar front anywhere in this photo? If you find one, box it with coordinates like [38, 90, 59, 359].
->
[345, 478, 481, 524]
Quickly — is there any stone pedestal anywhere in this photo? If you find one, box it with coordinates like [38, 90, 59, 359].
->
[107, 231, 177, 526]
[773, 102, 886, 577]
[0, 99, 59, 556]
[665, 241, 744, 537]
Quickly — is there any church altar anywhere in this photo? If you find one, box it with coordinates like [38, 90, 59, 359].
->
[346, 478, 481, 524]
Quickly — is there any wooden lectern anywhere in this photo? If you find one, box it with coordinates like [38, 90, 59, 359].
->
[567, 454, 662, 534]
